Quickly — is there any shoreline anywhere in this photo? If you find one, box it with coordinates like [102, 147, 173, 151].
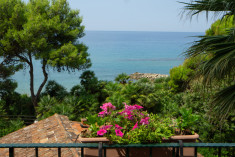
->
[129, 72, 169, 81]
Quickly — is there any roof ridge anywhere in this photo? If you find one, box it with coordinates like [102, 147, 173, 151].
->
[54, 114, 72, 142]
[54, 114, 80, 157]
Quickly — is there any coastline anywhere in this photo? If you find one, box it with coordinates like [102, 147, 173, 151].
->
[129, 72, 169, 81]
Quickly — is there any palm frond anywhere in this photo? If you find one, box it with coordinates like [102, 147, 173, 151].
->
[212, 84, 235, 119]
[184, 28, 235, 84]
[179, 0, 235, 22]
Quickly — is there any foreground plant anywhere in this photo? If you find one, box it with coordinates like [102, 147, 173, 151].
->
[82, 103, 173, 144]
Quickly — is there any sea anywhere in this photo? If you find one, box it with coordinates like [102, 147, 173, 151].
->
[12, 31, 204, 94]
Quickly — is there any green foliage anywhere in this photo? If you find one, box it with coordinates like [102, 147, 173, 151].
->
[181, 0, 235, 119]
[0, 60, 22, 97]
[168, 65, 193, 92]
[36, 95, 58, 119]
[125, 115, 173, 144]
[0, 79, 17, 97]
[206, 16, 234, 36]
[37, 95, 79, 120]
[154, 77, 170, 84]
[41, 80, 68, 100]
[84, 104, 174, 144]
[168, 55, 208, 93]
[114, 73, 130, 84]
[1, 92, 34, 115]
[180, 0, 235, 25]
[0, 118, 25, 137]
[75, 94, 100, 118]
[169, 55, 208, 92]
[104, 76, 174, 113]
[70, 84, 83, 96]
[105, 92, 127, 109]
[0, 102, 25, 137]
[80, 70, 99, 94]
[167, 56, 207, 93]
[9, 94, 34, 115]
[176, 108, 199, 134]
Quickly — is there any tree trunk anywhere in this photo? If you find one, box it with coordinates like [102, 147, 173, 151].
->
[35, 59, 48, 104]
[29, 57, 48, 109]
[29, 61, 37, 108]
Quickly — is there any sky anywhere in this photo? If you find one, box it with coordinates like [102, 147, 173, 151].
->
[69, 0, 215, 32]
[23, 0, 216, 32]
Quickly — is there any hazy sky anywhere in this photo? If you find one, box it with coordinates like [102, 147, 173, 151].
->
[69, 0, 216, 32]
[25, 0, 216, 32]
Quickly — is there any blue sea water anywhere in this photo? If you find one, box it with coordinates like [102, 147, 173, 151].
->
[12, 31, 204, 94]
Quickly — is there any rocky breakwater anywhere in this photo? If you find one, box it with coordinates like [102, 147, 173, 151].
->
[130, 72, 168, 81]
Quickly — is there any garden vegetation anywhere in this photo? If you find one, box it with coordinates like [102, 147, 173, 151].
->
[0, 0, 234, 156]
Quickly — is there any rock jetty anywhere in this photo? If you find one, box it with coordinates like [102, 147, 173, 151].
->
[129, 72, 168, 81]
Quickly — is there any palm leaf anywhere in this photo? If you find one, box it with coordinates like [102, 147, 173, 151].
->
[180, 0, 235, 22]
[212, 84, 235, 119]
[184, 28, 235, 84]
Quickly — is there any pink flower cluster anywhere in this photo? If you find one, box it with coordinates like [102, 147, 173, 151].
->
[132, 122, 138, 130]
[140, 117, 150, 125]
[98, 102, 116, 117]
[124, 104, 143, 111]
[97, 129, 107, 136]
[101, 125, 113, 130]
[96, 103, 149, 138]
[97, 124, 124, 137]
[115, 129, 124, 137]
[119, 103, 144, 120]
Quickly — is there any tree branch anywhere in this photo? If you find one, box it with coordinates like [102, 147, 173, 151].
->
[35, 59, 48, 101]
[16, 54, 30, 65]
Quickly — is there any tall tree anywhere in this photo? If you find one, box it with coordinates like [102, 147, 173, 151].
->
[0, 0, 91, 109]
[181, 0, 235, 118]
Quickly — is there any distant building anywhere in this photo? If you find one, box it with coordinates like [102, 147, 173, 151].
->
[0, 114, 86, 157]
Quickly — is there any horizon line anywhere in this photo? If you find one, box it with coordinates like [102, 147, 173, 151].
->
[84, 29, 205, 33]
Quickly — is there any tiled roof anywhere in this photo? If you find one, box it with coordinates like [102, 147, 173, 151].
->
[0, 114, 86, 157]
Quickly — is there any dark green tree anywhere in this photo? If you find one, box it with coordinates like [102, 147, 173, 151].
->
[115, 73, 130, 84]
[41, 80, 68, 100]
[0, 60, 22, 97]
[0, 0, 91, 109]
[80, 70, 99, 94]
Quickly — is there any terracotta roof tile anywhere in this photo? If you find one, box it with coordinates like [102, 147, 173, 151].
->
[0, 114, 83, 157]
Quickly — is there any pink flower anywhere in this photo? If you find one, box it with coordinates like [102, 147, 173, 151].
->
[132, 122, 138, 130]
[127, 114, 133, 120]
[124, 103, 136, 111]
[133, 104, 143, 110]
[98, 111, 106, 117]
[115, 129, 124, 137]
[100, 103, 116, 111]
[118, 110, 124, 115]
[123, 110, 133, 120]
[99, 103, 116, 115]
[140, 117, 150, 125]
[101, 125, 113, 130]
[97, 129, 107, 136]
[115, 124, 123, 130]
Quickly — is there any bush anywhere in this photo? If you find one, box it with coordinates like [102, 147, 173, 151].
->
[168, 65, 193, 92]
[114, 73, 130, 84]
[42, 80, 68, 100]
